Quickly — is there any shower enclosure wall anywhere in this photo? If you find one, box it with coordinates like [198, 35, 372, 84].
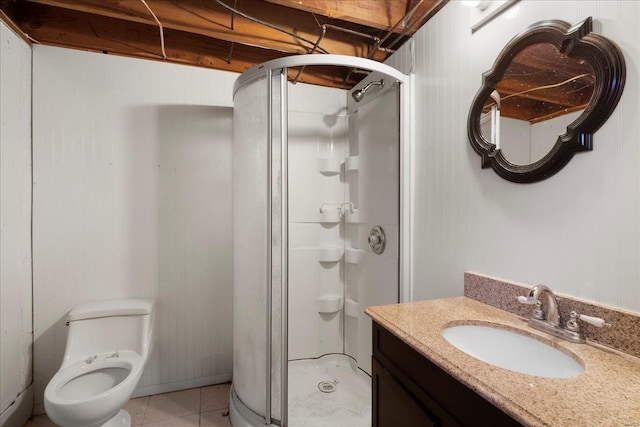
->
[231, 55, 412, 427]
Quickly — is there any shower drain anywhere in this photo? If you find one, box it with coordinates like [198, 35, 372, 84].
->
[317, 380, 337, 393]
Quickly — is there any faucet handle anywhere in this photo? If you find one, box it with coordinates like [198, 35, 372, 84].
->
[518, 296, 546, 320]
[570, 311, 611, 328]
[517, 295, 534, 304]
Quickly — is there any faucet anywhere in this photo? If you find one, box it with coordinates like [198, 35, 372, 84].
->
[521, 285, 560, 327]
[518, 284, 582, 342]
[517, 284, 610, 344]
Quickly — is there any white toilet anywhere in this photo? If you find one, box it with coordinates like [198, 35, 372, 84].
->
[44, 298, 155, 427]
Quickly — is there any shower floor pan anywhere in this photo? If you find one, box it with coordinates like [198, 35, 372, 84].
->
[288, 354, 371, 427]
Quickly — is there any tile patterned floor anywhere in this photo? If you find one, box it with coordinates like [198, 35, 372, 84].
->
[23, 383, 232, 427]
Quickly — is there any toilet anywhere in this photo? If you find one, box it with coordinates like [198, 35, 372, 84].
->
[44, 298, 155, 427]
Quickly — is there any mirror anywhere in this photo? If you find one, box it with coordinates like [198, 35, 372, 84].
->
[468, 18, 626, 183]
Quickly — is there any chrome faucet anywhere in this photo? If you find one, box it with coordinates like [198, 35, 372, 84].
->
[519, 285, 611, 343]
[521, 285, 561, 327]
[518, 285, 589, 343]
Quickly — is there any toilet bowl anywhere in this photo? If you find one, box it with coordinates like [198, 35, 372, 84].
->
[44, 299, 155, 427]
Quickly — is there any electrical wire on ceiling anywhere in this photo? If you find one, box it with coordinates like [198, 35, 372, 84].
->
[140, 0, 167, 59]
[291, 13, 388, 84]
[213, 0, 404, 85]
[214, 0, 331, 55]
[211, 0, 445, 88]
[224, 0, 238, 64]
[342, 0, 431, 87]
[483, 73, 595, 110]
[366, 0, 424, 60]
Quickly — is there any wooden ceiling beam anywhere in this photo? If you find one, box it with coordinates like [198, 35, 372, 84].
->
[501, 100, 587, 124]
[262, 0, 442, 32]
[18, 2, 359, 88]
[527, 104, 587, 124]
[22, 0, 385, 59]
[497, 79, 592, 108]
[7, 1, 451, 88]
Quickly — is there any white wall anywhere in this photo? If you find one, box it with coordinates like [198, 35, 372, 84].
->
[288, 83, 348, 361]
[0, 20, 33, 427]
[32, 46, 236, 411]
[286, 81, 400, 376]
[346, 85, 400, 375]
[388, 0, 640, 311]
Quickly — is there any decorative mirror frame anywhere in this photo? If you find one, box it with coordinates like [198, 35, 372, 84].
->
[467, 17, 626, 183]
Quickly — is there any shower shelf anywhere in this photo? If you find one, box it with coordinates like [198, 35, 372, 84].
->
[318, 158, 342, 175]
[345, 156, 359, 171]
[318, 295, 343, 314]
[344, 298, 359, 317]
[317, 247, 343, 263]
[345, 209, 361, 223]
[345, 248, 365, 264]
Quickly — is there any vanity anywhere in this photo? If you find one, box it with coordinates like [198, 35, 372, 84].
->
[364, 12, 640, 426]
[371, 313, 520, 426]
[367, 295, 640, 426]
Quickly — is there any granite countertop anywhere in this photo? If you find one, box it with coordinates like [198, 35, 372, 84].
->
[366, 297, 640, 427]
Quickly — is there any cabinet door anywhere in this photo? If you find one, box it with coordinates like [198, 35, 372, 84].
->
[373, 358, 439, 427]
[373, 322, 522, 427]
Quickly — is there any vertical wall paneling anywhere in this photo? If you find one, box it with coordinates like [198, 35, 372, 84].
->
[386, 0, 640, 312]
[32, 45, 235, 412]
[0, 20, 34, 427]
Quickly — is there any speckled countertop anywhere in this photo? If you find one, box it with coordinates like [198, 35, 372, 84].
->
[366, 297, 640, 427]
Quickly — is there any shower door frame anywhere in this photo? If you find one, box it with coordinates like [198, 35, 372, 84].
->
[233, 55, 413, 427]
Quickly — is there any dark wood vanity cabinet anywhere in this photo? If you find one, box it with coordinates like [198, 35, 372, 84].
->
[372, 321, 523, 427]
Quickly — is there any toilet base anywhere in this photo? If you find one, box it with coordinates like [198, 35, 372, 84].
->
[101, 409, 131, 427]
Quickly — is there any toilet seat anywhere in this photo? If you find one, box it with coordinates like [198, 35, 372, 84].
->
[44, 351, 144, 427]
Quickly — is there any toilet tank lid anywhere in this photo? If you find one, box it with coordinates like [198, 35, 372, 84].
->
[68, 298, 155, 322]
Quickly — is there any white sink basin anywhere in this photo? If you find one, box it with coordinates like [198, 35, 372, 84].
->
[441, 323, 584, 378]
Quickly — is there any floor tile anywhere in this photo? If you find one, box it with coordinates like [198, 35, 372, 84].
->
[143, 388, 201, 424]
[124, 396, 149, 425]
[23, 414, 57, 427]
[141, 413, 200, 427]
[200, 409, 232, 427]
[201, 383, 231, 412]
[21, 385, 231, 427]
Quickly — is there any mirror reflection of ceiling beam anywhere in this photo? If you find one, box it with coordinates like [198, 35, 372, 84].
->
[492, 72, 594, 122]
[525, 104, 588, 124]
[499, 72, 593, 105]
[510, 53, 594, 77]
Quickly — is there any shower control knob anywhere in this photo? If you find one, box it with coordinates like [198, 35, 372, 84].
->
[368, 226, 386, 255]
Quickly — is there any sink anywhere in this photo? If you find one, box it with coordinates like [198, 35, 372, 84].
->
[441, 323, 584, 378]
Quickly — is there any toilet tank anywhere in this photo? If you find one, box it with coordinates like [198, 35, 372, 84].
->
[62, 299, 155, 365]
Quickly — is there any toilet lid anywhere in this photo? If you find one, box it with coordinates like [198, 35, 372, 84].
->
[68, 298, 154, 322]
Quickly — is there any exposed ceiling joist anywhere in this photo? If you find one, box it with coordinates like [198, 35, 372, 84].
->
[263, 0, 438, 32]
[23, 0, 380, 56]
[2, 0, 448, 88]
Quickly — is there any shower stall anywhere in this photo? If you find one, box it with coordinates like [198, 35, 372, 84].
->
[231, 55, 413, 427]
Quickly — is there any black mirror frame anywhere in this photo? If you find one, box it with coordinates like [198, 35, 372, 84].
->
[467, 17, 626, 183]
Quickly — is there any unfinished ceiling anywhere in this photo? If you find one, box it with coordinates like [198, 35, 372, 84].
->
[1, 0, 447, 88]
